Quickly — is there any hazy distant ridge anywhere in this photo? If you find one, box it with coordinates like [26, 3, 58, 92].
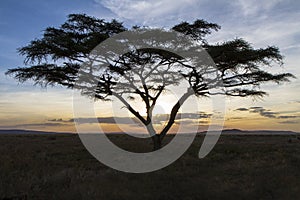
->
[0, 129, 72, 135]
[0, 129, 298, 135]
[203, 129, 299, 135]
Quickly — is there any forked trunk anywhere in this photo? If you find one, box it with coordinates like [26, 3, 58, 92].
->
[152, 134, 162, 151]
[146, 123, 162, 150]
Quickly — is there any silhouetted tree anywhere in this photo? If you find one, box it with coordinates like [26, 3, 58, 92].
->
[6, 14, 295, 150]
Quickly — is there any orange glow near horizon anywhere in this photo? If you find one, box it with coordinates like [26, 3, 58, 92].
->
[0, 88, 299, 133]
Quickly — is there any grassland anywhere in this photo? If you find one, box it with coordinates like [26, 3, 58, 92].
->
[0, 133, 299, 200]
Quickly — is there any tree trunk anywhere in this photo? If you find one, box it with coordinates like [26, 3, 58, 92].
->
[152, 134, 162, 151]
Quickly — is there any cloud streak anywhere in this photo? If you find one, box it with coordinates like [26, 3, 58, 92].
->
[49, 112, 212, 125]
[96, 0, 205, 26]
[232, 0, 284, 16]
[0, 122, 72, 129]
[279, 120, 299, 124]
[235, 107, 300, 120]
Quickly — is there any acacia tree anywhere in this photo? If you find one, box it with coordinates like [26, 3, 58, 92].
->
[6, 14, 294, 150]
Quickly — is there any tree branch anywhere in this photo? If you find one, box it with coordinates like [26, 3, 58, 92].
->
[160, 88, 194, 139]
[112, 92, 147, 124]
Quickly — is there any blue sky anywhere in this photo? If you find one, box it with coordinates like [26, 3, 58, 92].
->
[0, 0, 299, 132]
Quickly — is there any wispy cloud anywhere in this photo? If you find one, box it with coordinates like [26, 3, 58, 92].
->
[0, 122, 72, 129]
[70, 117, 142, 125]
[232, 0, 284, 16]
[50, 112, 212, 125]
[235, 106, 300, 120]
[279, 120, 299, 124]
[96, 0, 202, 26]
[289, 100, 300, 104]
[249, 107, 278, 118]
[96, 0, 300, 52]
[235, 108, 248, 111]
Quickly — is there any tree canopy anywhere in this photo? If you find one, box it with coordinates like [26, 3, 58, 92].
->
[6, 14, 295, 149]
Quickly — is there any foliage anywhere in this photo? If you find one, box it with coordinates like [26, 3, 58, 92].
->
[6, 14, 295, 149]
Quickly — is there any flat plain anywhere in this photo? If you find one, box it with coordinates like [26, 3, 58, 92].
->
[0, 133, 299, 200]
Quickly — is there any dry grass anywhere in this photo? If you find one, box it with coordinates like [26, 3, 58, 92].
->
[0, 133, 299, 200]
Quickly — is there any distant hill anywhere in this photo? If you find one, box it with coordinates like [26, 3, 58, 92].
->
[0, 129, 298, 135]
[0, 129, 73, 135]
[200, 129, 299, 135]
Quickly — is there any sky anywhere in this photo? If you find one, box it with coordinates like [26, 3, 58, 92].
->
[0, 0, 299, 133]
